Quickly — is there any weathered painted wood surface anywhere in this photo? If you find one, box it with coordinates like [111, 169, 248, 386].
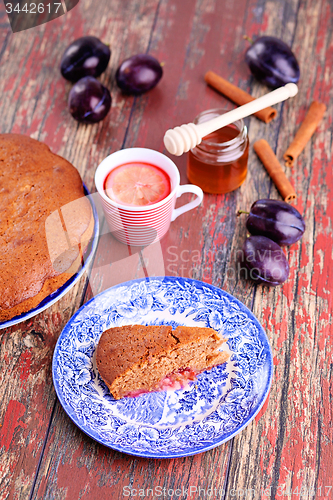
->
[0, 0, 332, 498]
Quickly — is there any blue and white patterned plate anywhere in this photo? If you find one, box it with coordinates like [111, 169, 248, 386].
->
[0, 185, 99, 329]
[52, 277, 273, 458]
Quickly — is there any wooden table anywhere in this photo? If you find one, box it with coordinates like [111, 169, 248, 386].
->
[1, 0, 332, 498]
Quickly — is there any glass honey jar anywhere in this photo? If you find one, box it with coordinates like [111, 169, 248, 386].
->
[187, 108, 249, 194]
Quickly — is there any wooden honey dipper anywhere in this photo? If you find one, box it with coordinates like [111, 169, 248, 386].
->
[163, 83, 298, 156]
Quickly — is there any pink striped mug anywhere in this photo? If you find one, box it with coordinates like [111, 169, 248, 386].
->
[95, 148, 203, 246]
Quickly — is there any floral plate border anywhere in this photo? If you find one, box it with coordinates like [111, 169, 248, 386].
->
[0, 185, 99, 329]
[52, 276, 273, 458]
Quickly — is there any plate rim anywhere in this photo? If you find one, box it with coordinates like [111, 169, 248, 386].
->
[52, 276, 273, 458]
[0, 184, 99, 329]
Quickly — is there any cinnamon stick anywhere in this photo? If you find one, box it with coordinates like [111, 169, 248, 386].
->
[283, 101, 326, 167]
[254, 139, 296, 202]
[205, 71, 277, 124]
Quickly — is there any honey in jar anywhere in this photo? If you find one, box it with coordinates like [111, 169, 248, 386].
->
[187, 109, 249, 194]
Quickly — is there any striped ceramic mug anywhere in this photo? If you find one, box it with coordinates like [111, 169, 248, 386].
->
[95, 148, 203, 246]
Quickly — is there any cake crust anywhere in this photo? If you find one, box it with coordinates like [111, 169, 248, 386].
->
[96, 324, 229, 399]
[0, 133, 94, 322]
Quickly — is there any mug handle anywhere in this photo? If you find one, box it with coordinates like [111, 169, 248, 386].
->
[171, 184, 204, 222]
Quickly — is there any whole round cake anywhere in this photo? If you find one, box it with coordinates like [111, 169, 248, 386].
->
[0, 133, 94, 322]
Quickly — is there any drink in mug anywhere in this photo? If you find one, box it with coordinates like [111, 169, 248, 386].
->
[95, 148, 203, 246]
[104, 162, 171, 206]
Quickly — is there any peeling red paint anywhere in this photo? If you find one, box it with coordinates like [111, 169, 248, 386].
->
[0, 401, 27, 451]
[19, 351, 32, 382]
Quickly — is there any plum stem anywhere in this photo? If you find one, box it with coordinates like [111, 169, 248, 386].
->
[237, 210, 250, 217]
[243, 35, 254, 44]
